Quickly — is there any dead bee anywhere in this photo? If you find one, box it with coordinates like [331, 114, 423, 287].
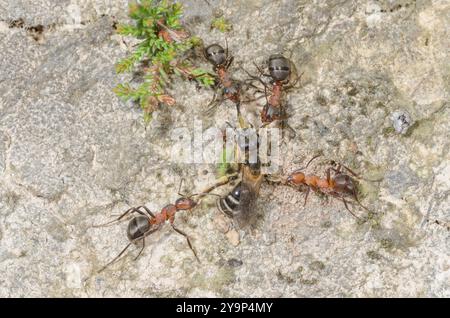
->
[217, 163, 264, 228]
[218, 123, 264, 229]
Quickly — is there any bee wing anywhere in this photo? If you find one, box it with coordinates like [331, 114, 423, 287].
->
[233, 180, 261, 229]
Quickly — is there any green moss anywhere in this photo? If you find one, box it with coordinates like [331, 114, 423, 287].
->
[210, 17, 233, 33]
[114, 0, 215, 123]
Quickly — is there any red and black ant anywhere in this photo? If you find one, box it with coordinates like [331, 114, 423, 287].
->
[285, 155, 374, 219]
[204, 41, 242, 114]
[244, 54, 300, 135]
[94, 177, 237, 272]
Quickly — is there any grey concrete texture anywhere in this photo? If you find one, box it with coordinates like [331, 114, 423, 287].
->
[0, 0, 449, 297]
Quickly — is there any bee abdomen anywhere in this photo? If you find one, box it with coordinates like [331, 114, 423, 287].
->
[217, 183, 242, 218]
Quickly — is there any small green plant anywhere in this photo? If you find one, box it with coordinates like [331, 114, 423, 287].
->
[113, 0, 215, 122]
[217, 148, 233, 177]
[210, 17, 232, 33]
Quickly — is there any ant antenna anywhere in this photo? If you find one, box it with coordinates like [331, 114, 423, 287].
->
[190, 192, 222, 199]
[305, 154, 322, 169]
[178, 177, 187, 197]
[290, 154, 322, 174]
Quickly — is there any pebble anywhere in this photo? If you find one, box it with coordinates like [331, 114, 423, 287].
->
[225, 229, 240, 246]
[391, 110, 413, 134]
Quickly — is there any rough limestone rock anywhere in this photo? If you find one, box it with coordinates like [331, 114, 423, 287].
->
[0, 0, 448, 297]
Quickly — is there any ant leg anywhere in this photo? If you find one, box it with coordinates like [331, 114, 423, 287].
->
[205, 91, 224, 115]
[225, 56, 234, 70]
[242, 82, 265, 96]
[330, 162, 360, 180]
[136, 206, 155, 218]
[326, 167, 332, 184]
[338, 164, 360, 178]
[253, 62, 271, 78]
[330, 161, 364, 180]
[243, 64, 271, 88]
[263, 84, 270, 105]
[134, 238, 145, 261]
[208, 88, 218, 106]
[338, 163, 383, 183]
[235, 101, 242, 117]
[98, 242, 132, 273]
[351, 189, 372, 213]
[241, 94, 267, 103]
[287, 123, 297, 139]
[278, 116, 297, 140]
[321, 194, 330, 206]
[341, 197, 361, 220]
[171, 225, 200, 262]
[284, 71, 303, 90]
[93, 207, 145, 227]
[303, 187, 311, 206]
[240, 67, 259, 81]
[225, 37, 229, 61]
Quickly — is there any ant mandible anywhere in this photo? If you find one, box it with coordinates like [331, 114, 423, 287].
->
[285, 155, 372, 219]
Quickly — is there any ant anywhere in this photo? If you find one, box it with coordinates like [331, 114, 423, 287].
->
[244, 54, 300, 135]
[94, 177, 237, 272]
[285, 155, 373, 219]
[204, 41, 242, 114]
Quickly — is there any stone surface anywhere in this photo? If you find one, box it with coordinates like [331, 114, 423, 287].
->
[0, 0, 449, 297]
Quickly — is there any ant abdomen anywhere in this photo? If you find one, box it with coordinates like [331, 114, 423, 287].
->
[205, 44, 227, 67]
[268, 54, 290, 81]
[127, 215, 151, 241]
[333, 174, 357, 196]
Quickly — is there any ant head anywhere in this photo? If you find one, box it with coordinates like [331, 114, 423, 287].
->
[175, 197, 197, 210]
[268, 54, 290, 81]
[333, 173, 357, 195]
[127, 215, 151, 241]
[205, 44, 227, 66]
[287, 171, 305, 185]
